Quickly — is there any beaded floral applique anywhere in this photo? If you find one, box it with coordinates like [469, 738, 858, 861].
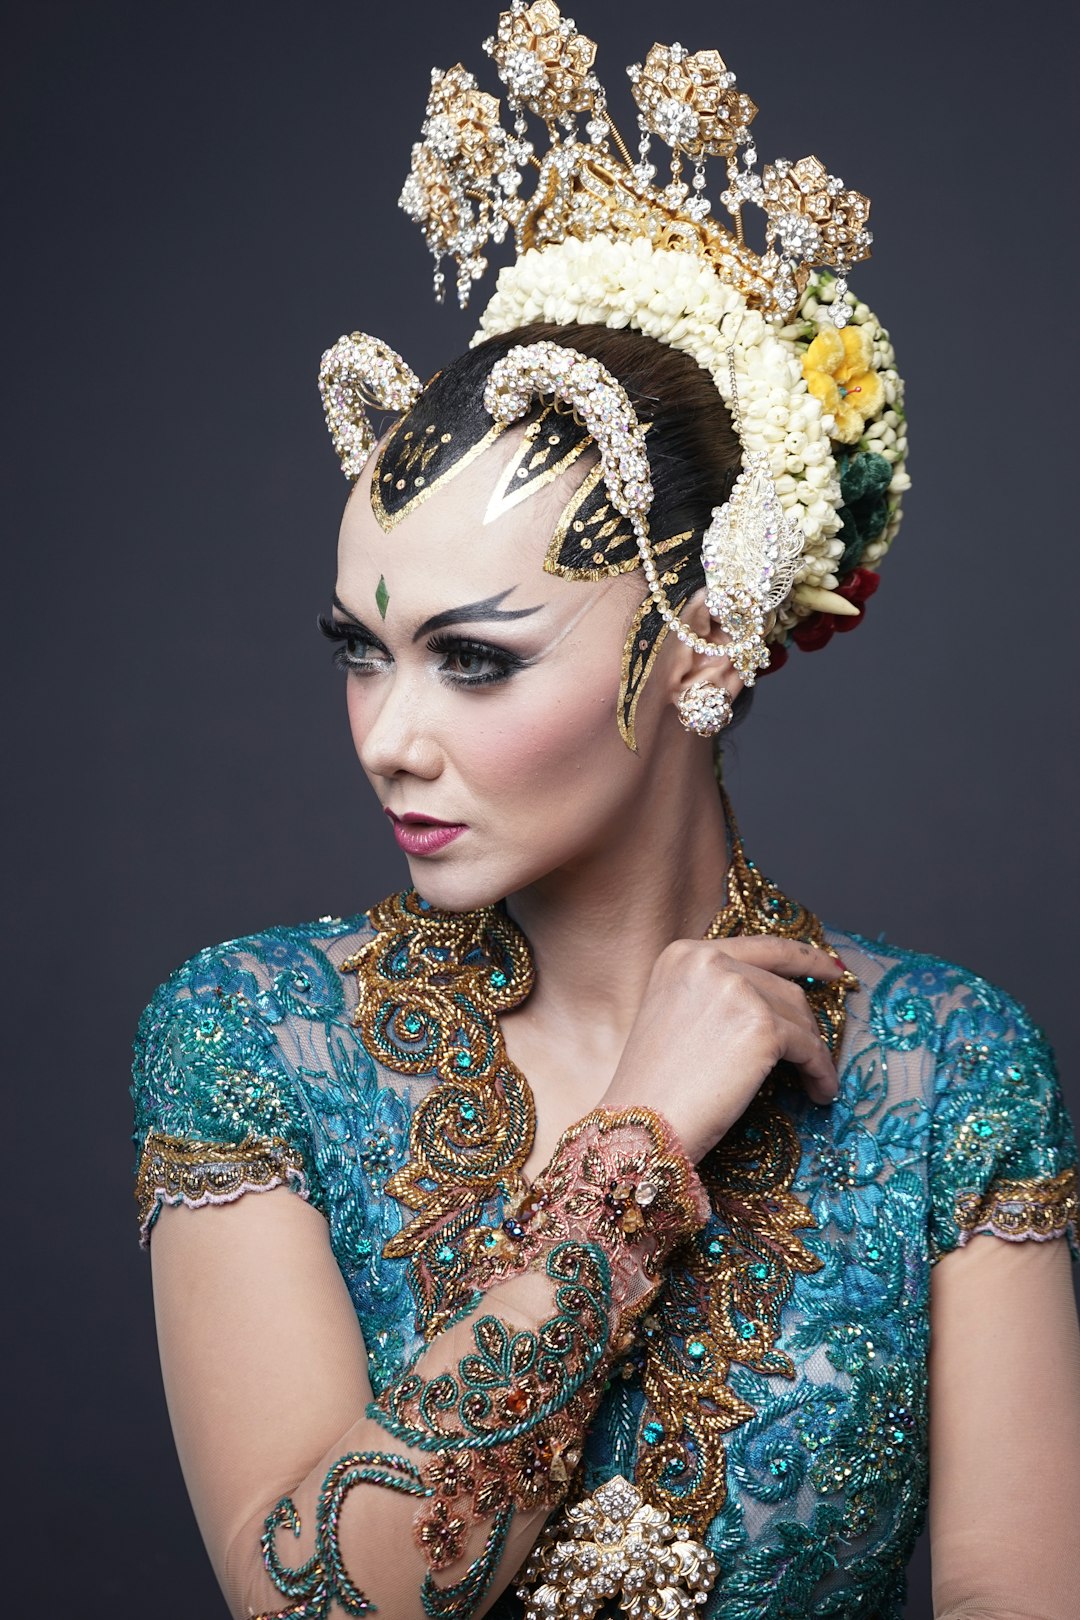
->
[340, 890, 536, 1336]
[378, 1241, 613, 1556]
[369, 1108, 707, 1616]
[464, 1106, 712, 1348]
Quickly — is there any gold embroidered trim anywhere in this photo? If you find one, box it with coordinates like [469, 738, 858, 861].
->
[134, 1131, 308, 1247]
[341, 891, 536, 1336]
[706, 784, 859, 1044]
[955, 1164, 1079, 1245]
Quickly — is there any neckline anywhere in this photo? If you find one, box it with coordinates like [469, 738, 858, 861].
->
[339, 786, 852, 1337]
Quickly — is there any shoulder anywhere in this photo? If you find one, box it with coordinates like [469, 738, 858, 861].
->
[133, 910, 378, 1099]
[130, 909, 378, 1242]
[824, 923, 1077, 1259]
[135, 911, 375, 1032]
[822, 922, 1053, 1060]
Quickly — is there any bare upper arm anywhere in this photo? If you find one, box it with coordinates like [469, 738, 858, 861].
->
[928, 1234, 1080, 1619]
[150, 1188, 373, 1594]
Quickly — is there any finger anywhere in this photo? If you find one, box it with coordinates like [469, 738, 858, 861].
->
[710, 935, 845, 983]
[779, 1019, 840, 1104]
[705, 957, 840, 1099]
[735, 964, 842, 1074]
[733, 959, 834, 1013]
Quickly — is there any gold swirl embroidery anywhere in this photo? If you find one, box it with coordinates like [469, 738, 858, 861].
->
[134, 1131, 308, 1246]
[635, 1089, 824, 1533]
[955, 1164, 1078, 1244]
[625, 787, 852, 1533]
[346, 796, 853, 1547]
[340, 890, 536, 1335]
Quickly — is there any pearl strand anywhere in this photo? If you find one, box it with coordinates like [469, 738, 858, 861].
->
[631, 514, 727, 657]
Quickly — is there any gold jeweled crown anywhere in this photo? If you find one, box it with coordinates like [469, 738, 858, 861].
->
[318, 2, 908, 733]
[399, 1, 872, 325]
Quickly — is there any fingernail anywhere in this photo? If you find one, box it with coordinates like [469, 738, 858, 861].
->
[835, 956, 848, 971]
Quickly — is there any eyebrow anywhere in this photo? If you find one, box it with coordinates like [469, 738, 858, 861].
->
[331, 587, 544, 641]
[411, 589, 545, 641]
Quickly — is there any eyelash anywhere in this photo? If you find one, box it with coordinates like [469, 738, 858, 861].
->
[317, 614, 525, 688]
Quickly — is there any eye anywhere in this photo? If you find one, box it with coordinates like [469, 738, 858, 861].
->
[317, 614, 391, 673]
[427, 634, 524, 688]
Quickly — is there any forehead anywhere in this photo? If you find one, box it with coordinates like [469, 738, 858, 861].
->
[337, 426, 596, 608]
[371, 396, 590, 533]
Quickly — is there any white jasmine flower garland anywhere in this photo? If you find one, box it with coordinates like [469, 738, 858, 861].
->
[473, 235, 905, 642]
[791, 273, 910, 573]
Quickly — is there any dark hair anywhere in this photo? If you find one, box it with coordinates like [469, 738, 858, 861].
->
[385, 320, 756, 736]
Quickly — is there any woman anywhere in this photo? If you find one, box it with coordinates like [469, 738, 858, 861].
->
[131, 7, 1080, 1617]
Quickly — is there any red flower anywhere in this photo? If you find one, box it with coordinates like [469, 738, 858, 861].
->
[790, 568, 880, 653]
[790, 613, 834, 652]
[831, 566, 879, 633]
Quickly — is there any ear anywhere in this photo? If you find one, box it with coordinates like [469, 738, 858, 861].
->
[663, 585, 744, 704]
[318, 333, 423, 480]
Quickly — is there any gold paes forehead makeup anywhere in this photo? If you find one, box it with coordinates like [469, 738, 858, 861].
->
[482, 403, 591, 524]
[371, 415, 506, 532]
[373, 393, 598, 535]
[360, 343, 703, 751]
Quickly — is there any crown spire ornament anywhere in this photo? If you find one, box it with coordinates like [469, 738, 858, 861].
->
[398, 1, 872, 319]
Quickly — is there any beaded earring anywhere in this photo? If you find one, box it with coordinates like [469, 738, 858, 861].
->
[675, 681, 734, 736]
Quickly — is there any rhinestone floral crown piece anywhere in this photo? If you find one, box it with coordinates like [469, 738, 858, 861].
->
[399, 0, 872, 323]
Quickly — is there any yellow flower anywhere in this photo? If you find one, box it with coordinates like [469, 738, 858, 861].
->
[802, 325, 885, 445]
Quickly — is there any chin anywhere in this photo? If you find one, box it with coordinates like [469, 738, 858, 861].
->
[407, 859, 510, 915]
[406, 844, 551, 915]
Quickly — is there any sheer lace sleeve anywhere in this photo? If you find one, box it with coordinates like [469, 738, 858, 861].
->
[148, 1105, 707, 1619]
[928, 972, 1078, 1264]
[924, 968, 1080, 1617]
[131, 945, 324, 1244]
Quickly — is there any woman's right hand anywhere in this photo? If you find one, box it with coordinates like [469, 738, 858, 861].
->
[598, 936, 846, 1165]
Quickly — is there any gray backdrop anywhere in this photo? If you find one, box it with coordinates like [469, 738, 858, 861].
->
[6, 0, 1078, 1613]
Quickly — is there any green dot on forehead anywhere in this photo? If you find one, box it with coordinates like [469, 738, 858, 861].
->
[375, 575, 390, 619]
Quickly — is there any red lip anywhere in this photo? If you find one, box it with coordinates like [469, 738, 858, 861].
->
[385, 808, 467, 856]
[387, 810, 462, 828]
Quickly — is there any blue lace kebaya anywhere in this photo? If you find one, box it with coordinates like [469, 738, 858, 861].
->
[133, 846, 1078, 1617]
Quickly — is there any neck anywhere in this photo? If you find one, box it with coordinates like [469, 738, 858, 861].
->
[503, 742, 733, 1041]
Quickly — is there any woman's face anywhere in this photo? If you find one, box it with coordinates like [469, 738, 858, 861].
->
[333, 428, 720, 911]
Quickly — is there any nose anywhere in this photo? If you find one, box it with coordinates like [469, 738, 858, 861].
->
[352, 671, 443, 783]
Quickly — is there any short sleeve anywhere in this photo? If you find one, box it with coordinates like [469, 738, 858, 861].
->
[928, 966, 1079, 1264]
[131, 942, 321, 1247]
